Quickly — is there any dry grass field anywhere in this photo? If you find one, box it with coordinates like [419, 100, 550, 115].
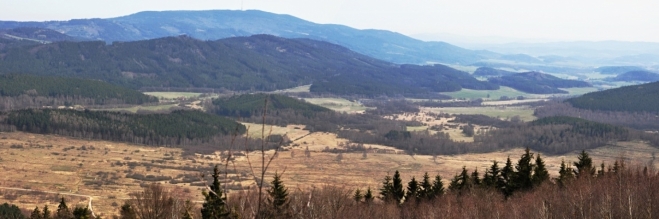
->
[302, 98, 373, 113]
[1, 127, 657, 216]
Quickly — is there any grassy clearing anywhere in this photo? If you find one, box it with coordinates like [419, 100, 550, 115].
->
[241, 122, 310, 141]
[100, 104, 178, 113]
[144, 92, 202, 99]
[271, 84, 311, 93]
[442, 86, 542, 100]
[423, 106, 537, 121]
[1, 131, 657, 215]
[560, 87, 600, 96]
[303, 98, 373, 113]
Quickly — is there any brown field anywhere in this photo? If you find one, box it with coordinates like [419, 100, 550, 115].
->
[0, 130, 657, 216]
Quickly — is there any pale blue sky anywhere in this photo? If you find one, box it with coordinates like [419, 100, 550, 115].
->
[2, 0, 658, 42]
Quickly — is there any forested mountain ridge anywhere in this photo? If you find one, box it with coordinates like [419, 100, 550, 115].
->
[488, 71, 591, 94]
[0, 34, 498, 97]
[0, 74, 158, 111]
[0, 10, 500, 64]
[0, 27, 79, 51]
[565, 81, 659, 113]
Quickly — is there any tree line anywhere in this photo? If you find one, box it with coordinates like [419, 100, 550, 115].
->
[0, 74, 158, 111]
[0, 109, 245, 148]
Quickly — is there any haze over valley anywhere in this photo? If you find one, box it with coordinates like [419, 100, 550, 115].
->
[0, 2, 658, 218]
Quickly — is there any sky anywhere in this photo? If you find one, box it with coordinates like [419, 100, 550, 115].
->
[2, 0, 659, 42]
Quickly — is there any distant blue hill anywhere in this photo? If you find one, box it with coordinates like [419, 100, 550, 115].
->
[0, 10, 500, 64]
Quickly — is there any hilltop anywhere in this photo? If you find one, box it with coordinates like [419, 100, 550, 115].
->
[0, 10, 500, 65]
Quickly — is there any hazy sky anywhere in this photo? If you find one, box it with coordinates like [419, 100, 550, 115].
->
[2, 0, 658, 42]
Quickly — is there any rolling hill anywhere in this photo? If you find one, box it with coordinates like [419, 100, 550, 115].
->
[488, 71, 591, 94]
[472, 67, 517, 77]
[0, 35, 498, 97]
[605, 70, 659, 82]
[566, 81, 659, 113]
[0, 10, 499, 65]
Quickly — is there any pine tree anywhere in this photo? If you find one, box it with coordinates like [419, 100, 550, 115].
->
[470, 169, 481, 186]
[42, 206, 51, 219]
[431, 174, 444, 199]
[353, 189, 363, 202]
[449, 167, 471, 192]
[419, 172, 433, 200]
[119, 203, 136, 219]
[30, 207, 42, 219]
[405, 177, 419, 202]
[514, 148, 534, 191]
[574, 150, 595, 177]
[391, 170, 405, 204]
[55, 197, 72, 219]
[201, 165, 230, 219]
[72, 207, 92, 219]
[483, 161, 501, 188]
[364, 187, 374, 203]
[500, 157, 515, 197]
[532, 154, 549, 186]
[267, 172, 289, 216]
[557, 159, 574, 186]
[379, 174, 394, 202]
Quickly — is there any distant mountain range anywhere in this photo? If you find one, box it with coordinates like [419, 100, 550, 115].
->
[0, 34, 498, 97]
[0, 10, 505, 65]
[606, 70, 659, 82]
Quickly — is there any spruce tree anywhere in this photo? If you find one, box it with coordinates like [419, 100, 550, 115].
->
[267, 172, 289, 216]
[119, 203, 136, 219]
[419, 172, 433, 200]
[364, 187, 374, 203]
[405, 177, 419, 202]
[431, 174, 445, 199]
[532, 154, 550, 186]
[30, 207, 42, 219]
[55, 198, 72, 219]
[449, 167, 471, 192]
[557, 159, 575, 186]
[514, 148, 534, 191]
[391, 170, 405, 204]
[72, 207, 91, 219]
[42, 206, 51, 219]
[483, 161, 501, 188]
[379, 174, 394, 202]
[353, 189, 363, 202]
[573, 150, 595, 177]
[119, 203, 137, 219]
[201, 165, 230, 219]
[470, 169, 481, 186]
[500, 157, 515, 197]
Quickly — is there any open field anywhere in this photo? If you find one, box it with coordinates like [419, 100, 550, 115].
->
[302, 98, 373, 113]
[559, 87, 600, 95]
[0, 131, 657, 216]
[99, 103, 179, 113]
[271, 84, 311, 93]
[422, 106, 537, 121]
[441, 86, 541, 100]
[144, 92, 203, 99]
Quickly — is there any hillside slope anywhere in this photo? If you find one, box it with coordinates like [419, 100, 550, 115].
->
[0, 35, 498, 97]
[566, 81, 659, 112]
[0, 10, 498, 64]
[488, 72, 591, 94]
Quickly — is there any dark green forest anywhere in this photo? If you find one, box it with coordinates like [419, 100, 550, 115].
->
[211, 93, 331, 118]
[0, 35, 497, 97]
[488, 72, 591, 94]
[0, 74, 157, 104]
[0, 109, 245, 147]
[565, 81, 659, 113]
